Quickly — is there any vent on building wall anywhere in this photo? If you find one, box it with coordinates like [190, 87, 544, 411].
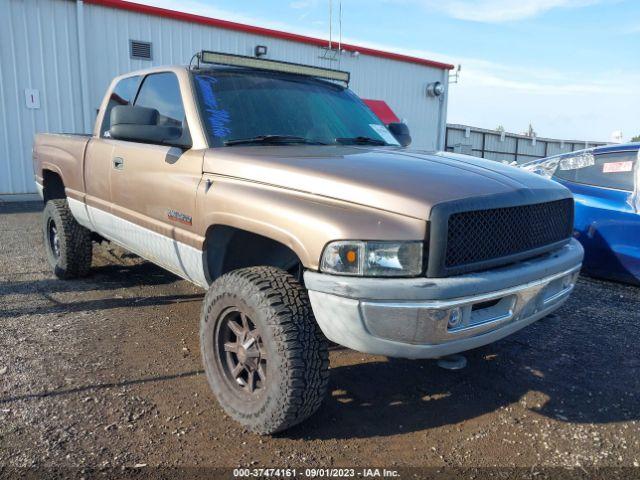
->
[130, 40, 152, 60]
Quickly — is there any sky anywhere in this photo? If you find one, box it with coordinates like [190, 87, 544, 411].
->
[138, 0, 640, 142]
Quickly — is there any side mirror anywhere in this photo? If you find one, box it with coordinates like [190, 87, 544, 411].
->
[109, 105, 190, 148]
[388, 122, 411, 147]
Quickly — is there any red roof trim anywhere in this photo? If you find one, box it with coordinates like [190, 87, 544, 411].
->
[85, 0, 455, 70]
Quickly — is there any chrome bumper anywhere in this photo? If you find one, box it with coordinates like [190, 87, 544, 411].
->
[304, 239, 583, 359]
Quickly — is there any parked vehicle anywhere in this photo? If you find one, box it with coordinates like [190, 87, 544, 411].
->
[33, 51, 583, 434]
[521, 143, 639, 285]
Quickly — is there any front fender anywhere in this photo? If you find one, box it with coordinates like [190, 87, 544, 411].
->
[195, 175, 427, 270]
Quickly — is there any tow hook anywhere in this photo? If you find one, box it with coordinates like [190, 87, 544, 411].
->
[436, 354, 467, 370]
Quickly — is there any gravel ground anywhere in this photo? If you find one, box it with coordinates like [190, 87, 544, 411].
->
[0, 201, 639, 476]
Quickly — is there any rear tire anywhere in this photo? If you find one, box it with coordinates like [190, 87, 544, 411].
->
[200, 266, 329, 434]
[42, 199, 92, 279]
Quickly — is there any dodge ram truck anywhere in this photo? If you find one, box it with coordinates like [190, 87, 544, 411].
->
[33, 51, 584, 434]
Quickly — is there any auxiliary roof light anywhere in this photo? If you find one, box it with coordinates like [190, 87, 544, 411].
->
[197, 50, 350, 84]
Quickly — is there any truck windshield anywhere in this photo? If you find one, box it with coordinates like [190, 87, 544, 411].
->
[193, 70, 400, 147]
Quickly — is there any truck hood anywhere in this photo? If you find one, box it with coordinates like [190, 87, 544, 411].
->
[202, 146, 570, 221]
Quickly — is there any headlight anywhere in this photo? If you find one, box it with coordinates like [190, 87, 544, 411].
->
[521, 152, 595, 179]
[320, 240, 424, 277]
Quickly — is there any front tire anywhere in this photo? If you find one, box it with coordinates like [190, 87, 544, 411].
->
[200, 266, 329, 434]
[42, 199, 93, 279]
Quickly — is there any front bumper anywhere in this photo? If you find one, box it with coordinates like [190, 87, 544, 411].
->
[304, 238, 584, 359]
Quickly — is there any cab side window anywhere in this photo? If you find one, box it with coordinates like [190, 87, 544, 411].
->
[554, 151, 637, 192]
[134, 72, 186, 128]
[101, 75, 140, 137]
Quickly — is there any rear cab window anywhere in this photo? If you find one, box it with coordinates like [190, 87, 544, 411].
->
[554, 150, 637, 191]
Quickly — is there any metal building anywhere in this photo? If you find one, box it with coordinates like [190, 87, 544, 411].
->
[445, 124, 607, 165]
[0, 0, 454, 199]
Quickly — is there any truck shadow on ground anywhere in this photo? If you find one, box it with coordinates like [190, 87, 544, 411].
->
[284, 277, 640, 440]
[0, 291, 204, 318]
[0, 261, 184, 296]
[0, 261, 202, 318]
[0, 370, 205, 404]
[286, 336, 638, 440]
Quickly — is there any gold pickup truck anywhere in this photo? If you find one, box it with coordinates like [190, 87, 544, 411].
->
[32, 51, 583, 434]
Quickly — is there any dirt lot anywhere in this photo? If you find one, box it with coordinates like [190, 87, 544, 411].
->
[1, 201, 639, 475]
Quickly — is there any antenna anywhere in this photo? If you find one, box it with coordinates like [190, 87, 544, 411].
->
[319, 0, 340, 61]
[338, 1, 342, 51]
[328, 0, 332, 50]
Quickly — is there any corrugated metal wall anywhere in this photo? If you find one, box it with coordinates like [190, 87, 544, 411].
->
[0, 0, 85, 196]
[445, 124, 607, 165]
[0, 0, 448, 195]
[82, 3, 447, 149]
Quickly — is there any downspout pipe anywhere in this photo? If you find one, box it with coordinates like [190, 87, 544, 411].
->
[76, 0, 92, 134]
[437, 69, 449, 151]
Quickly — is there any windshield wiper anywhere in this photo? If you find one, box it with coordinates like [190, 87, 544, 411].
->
[224, 135, 327, 146]
[335, 136, 387, 146]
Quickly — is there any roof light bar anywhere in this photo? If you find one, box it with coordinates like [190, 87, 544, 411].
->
[197, 50, 350, 84]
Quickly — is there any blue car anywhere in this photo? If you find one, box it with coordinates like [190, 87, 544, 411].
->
[522, 143, 640, 285]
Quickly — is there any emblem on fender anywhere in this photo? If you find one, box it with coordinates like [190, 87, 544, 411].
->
[167, 209, 192, 226]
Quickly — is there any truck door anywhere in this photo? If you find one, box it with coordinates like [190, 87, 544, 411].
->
[107, 71, 207, 286]
[83, 75, 141, 233]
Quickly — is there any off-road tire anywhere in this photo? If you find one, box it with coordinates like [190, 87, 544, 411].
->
[200, 266, 330, 434]
[42, 199, 93, 279]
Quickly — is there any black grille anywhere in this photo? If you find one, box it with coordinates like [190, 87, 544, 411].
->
[445, 198, 573, 269]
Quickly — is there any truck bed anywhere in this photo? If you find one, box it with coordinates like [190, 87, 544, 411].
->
[33, 133, 92, 198]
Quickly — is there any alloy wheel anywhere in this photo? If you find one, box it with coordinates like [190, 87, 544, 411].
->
[216, 308, 267, 394]
[48, 218, 60, 259]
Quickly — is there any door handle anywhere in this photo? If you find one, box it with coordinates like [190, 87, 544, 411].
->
[113, 157, 124, 170]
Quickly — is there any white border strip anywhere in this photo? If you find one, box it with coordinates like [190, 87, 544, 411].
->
[68, 198, 208, 289]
